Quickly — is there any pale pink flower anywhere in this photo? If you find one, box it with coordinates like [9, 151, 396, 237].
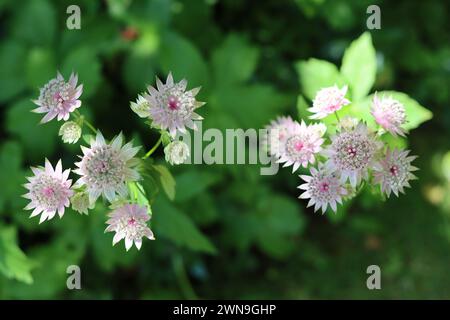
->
[276, 120, 325, 172]
[23, 159, 73, 223]
[373, 148, 418, 197]
[32, 72, 83, 123]
[73, 132, 140, 203]
[298, 165, 348, 213]
[105, 204, 155, 251]
[144, 73, 204, 137]
[263, 116, 296, 156]
[323, 123, 383, 187]
[371, 93, 407, 136]
[309, 85, 350, 119]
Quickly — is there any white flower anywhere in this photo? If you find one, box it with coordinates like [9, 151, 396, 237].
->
[298, 165, 348, 213]
[59, 121, 82, 144]
[276, 120, 325, 172]
[263, 116, 296, 156]
[309, 85, 350, 119]
[164, 141, 190, 165]
[73, 132, 141, 203]
[371, 93, 407, 137]
[323, 123, 383, 187]
[23, 159, 73, 223]
[373, 148, 418, 197]
[130, 94, 151, 118]
[144, 72, 205, 137]
[105, 204, 155, 251]
[70, 192, 91, 214]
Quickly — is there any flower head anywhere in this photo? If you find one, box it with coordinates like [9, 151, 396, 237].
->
[371, 93, 407, 136]
[59, 121, 82, 144]
[105, 204, 155, 251]
[70, 192, 91, 214]
[309, 85, 350, 119]
[130, 94, 151, 118]
[263, 116, 296, 156]
[276, 120, 325, 172]
[144, 73, 204, 137]
[74, 132, 141, 203]
[298, 165, 348, 213]
[324, 123, 382, 187]
[32, 72, 83, 123]
[164, 141, 190, 165]
[373, 148, 418, 197]
[23, 159, 73, 223]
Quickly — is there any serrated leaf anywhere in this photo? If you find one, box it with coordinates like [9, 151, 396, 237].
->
[295, 58, 346, 100]
[341, 32, 377, 101]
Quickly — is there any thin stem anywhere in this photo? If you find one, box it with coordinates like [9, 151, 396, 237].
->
[74, 110, 97, 134]
[142, 136, 162, 159]
[334, 111, 341, 123]
[172, 254, 198, 300]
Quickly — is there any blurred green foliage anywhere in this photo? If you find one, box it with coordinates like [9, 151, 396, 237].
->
[0, 0, 449, 299]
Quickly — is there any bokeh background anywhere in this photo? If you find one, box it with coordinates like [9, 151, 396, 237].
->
[0, 0, 450, 299]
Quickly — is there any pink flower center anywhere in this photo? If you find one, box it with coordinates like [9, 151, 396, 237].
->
[127, 217, 136, 226]
[53, 92, 64, 103]
[167, 96, 179, 110]
[389, 165, 399, 176]
[347, 146, 357, 157]
[96, 161, 109, 173]
[42, 187, 55, 197]
[319, 183, 329, 192]
[294, 141, 304, 152]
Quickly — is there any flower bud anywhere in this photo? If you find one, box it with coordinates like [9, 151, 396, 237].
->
[70, 192, 90, 214]
[59, 121, 81, 144]
[164, 141, 190, 165]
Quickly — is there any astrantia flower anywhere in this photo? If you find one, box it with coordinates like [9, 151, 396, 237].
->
[23, 159, 73, 223]
[73, 132, 141, 203]
[105, 204, 155, 251]
[263, 116, 296, 156]
[371, 93, 407, 137]
[298, 165, 347, 213]
[32, 72, 83, 123]
[70, 192, 91, 214]
[337, 116, 359, 131]
[144, 72, 204, 137]
[164, 141, 190, 165]
[309, 85, 350, 119]
[373, 148, 418, 197]
[324, 123, 383, 187]
[276, 120, 325, 172]
[130, 94, 151, 118]
[59, 121, 82, 144]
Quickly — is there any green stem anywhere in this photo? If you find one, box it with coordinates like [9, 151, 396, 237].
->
[172, 254, 198, 300]
[334, 111, 341, 123]
[74, 110, 97, 134]
[142, 136, 162, 159]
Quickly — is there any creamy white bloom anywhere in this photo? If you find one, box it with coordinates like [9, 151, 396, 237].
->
[105, 204, 155, 251]
[371, 93, 407, 137]
[263, 116, 296, 156]
[323, 123, 383, 187]
[70, 192, 91, 214]
[164, 141, 190, 165]
[144, 72, 205, 137]
[73, 132, 141, 203]
[298, 165, 348, 213]
[59, 121, 82, 144]
[309, 85, 350, 119]
[23, 159, 73, 223]
[373, 148, 418, 197]
[130, 94, 151, 118]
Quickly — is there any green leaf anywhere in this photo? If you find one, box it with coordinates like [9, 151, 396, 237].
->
[375, 91, 433, 131]
[341, 32, 377, 101]
[25, 48, 56, 89]
[175, 169, 220, 203]
[0, 41, 27, 103]
[153, 198, 216, 254]
[159, 32, 209, 89]
[0, 141, 23, 211]
[5, 99, 59, 160]
[151, 165, 176, 201]
[62, 48, 101, 99]
[295, 58, 346, 100]
[0, 225, 36, 284]
[212, 34, 260, 86]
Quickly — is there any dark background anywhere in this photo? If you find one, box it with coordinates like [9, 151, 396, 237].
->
[0, 0, 449, 299]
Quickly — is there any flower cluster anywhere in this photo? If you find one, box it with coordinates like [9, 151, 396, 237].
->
[24, 71, 205, 250]
[265, 85, 419, 214]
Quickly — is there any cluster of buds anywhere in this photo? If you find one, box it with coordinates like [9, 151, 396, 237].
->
[265, 85, 419, 214]
[24, 71, 205, 251]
